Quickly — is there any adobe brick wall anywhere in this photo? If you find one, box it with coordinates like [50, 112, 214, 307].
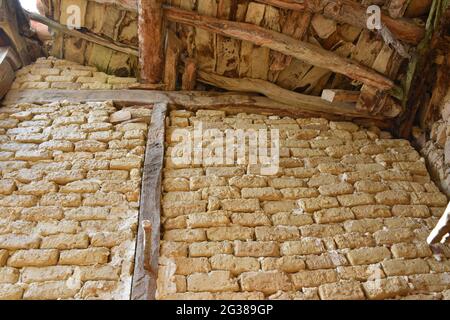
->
[10, 57, 138, 91]
[159, 109, 450, 300]
[0, 100, 150, 300]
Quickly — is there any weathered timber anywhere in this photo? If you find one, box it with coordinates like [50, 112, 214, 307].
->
[163, 30, 182, 90]
[322, 89, 360, 103]
[164, 5, 395, 90]
[182, 58, 197, 90]
[131, 102, 167, 300]
[196, 70, 394, 119]
[2, 89, 392, 126]
[138, 0, 164, 83]
[26, 10, 139, 56]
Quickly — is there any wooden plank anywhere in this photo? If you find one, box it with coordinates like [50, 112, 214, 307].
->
[138, 0, 164, 83]
[131, 102, 167, 300]
[163, 30, 182, 90]
[164, 6, 395, 90]
[195, 0, 218, 73]
[182, 58, 197, 90]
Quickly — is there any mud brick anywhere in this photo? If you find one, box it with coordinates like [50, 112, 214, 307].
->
[0, 267, 20, 283]
[363, 277, 410, 299]
[18, 181, 58, 196]
[7, 249, 59, 267]
[47, 170, 85, 184]
[347, 247, 391, 265]
[298, 196, 339, 213]
[410, 192, 448, 207]
[240, 271, 293, 294]
[163, 178, 190, 192]
[162, 201, 208, 218]
[171, 257, 211, 275]
[163, 229, 206, 242]
[307, 173, 340, 187]
[210, 254, 259, 275]
[391, 243, 432, 259]
[0, 250, 9, 266]
[280, 188, 319, 200]
[202, 186, 241, 199]
[189, 242, 233, 257]
[187, 271, 239, 292]
[241, 187, 282, 201]
[163, 191, 201, 202]
[409, 273, 450, 292]
[90, 231, 133, 248]
[40, 193, 82, 207]
[355, 163, 385, 173]
[391, 205, 430, 218]
[40, 140, 74, 152]
[300, 224, 344, 237]
[291, 270, 337, 289]
[40, 233, 89, 250]
[21, 266, 73, 283]
[164, 168, 204, 179]
[344, 219, 383, 233]
[234, 241, 279, 257]
[427, 259, 450, 273]
[337, 265, 386, 282]
[261, 256, 305, 273]
[284, 167, 317, 178]
[313, 207, 354, 224]
[305, 252, 347, 270]
[337, 193, 375, 207]
[221, 199, 260, 212]
[190, 176, 227, 190]
[280, 239, 325, 256]
[87, 170, 129, 181]
[319, 281, 365, 300]
[373, 228, 414, 245]
[262, 201, 296, 214]
[268, 177, 305, 189]
[255, 226, 300, 241]
[334, 233, 375, 249]
[0, 179, 16, 195]
[354, 180, 389, 193]
[207, 226, 254, 241]
[187, 212, 230, 228]
[160, 241, 188, 258]
[382, 259, 429, 276]
[375, 190, 410, 205]
[271, 212, 313, 227]
[59, 248, 109, 266]
[205, 167, 245, 177]
[377, 170, 414, 182]
[341, 172, 380, 184]
[290, 148, 325, 158]
[230, 212, 271, 227]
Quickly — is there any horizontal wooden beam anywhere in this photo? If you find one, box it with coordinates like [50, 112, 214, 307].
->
[197, 70, 395, 119]
[3, 89, 393, 126]
[164, 6, 394, 91]
[25, 10, 139, 57]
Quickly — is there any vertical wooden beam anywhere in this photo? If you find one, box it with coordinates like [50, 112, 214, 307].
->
[131, 103, 167, 300]
[163, 30, 181, 91]
[182, 58, 197, 90]
[138, 0, 165, 83]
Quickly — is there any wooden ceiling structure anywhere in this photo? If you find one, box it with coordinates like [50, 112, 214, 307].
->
[1, 0, 449, 134]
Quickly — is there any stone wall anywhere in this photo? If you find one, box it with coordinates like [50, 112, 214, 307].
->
[159, 109, 450, 300]
[0, 100, 150, 300]
[414, 88, 450, 197]
[10, 57, 138, 91]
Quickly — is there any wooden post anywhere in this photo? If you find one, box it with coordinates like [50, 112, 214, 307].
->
[182, 58, 197, 90]
[138, 0, 165, 84]
[163, 30, 181, 91]
[131, 103, 167, 300]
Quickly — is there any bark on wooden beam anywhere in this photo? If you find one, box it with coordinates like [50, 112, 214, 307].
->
[321, 89, 360, 103]
[196, 70, 394, 119]
[26, 10, 139, 56]
[164, 6, 395, 90]
[182, 58, 197, 90]
[138, 0, 165, 84]
[256, 0, 425, 45]
[163, 30, 181, 91]
[131, 102, 166, 300]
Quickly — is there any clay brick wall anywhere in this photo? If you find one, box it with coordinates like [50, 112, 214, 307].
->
[414, 88, 450, 197]
[10, 57, 138, 91]
[159, 109, 450, 300]
[0, 100, 150, 300]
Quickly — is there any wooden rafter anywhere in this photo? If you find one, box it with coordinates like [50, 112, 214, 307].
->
[256, 0, 425, 45]
[26, 10, 139, 56]
[164, 5, 395, 90]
